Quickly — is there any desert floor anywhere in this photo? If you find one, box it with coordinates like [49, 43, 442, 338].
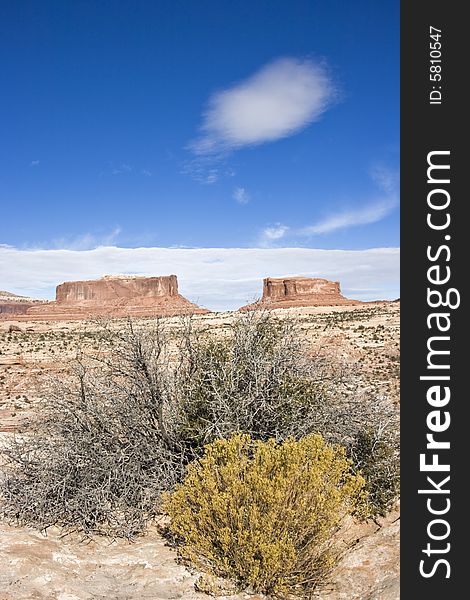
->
[0, 303, 399, 600]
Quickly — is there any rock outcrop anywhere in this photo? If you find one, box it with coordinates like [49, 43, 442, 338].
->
[241, 277, 361, 310]
[324, 512, 400, 600]
[0, 513, 399, 600]
[0, 291, 44, 316]
[24, 275, 208, 320]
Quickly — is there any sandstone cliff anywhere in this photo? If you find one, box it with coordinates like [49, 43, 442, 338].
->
[0, 291, 44, 316]
[25, 275, 208, 320]
[241, 277, 361, 310]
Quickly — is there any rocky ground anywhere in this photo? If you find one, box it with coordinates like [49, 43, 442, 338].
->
[0, 511, 399, 600]
[0, 303, 400, 599]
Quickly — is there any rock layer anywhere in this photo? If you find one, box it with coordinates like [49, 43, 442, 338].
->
[55, 275, 179, 304]
[241, 277, 361, 310]
[0, 291, 44, 316]
[24, 275, 208, 320]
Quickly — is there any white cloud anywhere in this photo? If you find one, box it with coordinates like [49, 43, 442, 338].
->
[233, 187, 250, 204]
[141, 169, 152, 177]
[301, 197, 397, 235]
[0, 245, 399, 311]
[261, 224, 289, 243]
[301, 165, 399, 235]
[260, 166, 399, 241]
[30, 160, 40, 166]
[190, 57, 334, 155]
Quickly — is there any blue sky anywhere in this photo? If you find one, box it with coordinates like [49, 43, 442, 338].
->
[0, 1, 399, 308]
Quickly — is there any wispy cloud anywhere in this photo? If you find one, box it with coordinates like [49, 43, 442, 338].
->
[0, 245, 399, 311]
[190, 57, 334, 156]
[259, 166, 399, 244]
[302, 166, 399, 235]
[102, 163, 154, 177]
[301, 197, 397, 235]
[369, 164, 399, 194]
[181, 158, 221, 184]
[181, 158, 237, 185]
[30, 160, 40, 166]
[233, 187, 250, 204]
[29, 227, 122, 251]
[112, 163, 132, 175]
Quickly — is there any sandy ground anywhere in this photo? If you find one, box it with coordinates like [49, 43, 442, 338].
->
[0, 303, 400, 599]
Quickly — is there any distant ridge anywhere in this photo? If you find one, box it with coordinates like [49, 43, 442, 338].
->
[0, 291, 45, 315]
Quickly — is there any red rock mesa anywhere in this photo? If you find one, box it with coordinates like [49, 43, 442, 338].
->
[22, 275, 208, 320]
[241, 277, 361, 310]
[0, 291, 45, 316]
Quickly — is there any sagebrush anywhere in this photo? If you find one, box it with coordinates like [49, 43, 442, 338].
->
[164, 433, 367, 596]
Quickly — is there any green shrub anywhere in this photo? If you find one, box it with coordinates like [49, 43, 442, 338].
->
[175, 313, 345, 450]
[164, 433, 367, 597]
[349, 426, 400, 517]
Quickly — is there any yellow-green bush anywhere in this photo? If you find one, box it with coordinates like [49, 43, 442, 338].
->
[164, 433, 367, 596]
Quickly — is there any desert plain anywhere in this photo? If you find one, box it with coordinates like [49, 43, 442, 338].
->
[0, 294, 399, 600]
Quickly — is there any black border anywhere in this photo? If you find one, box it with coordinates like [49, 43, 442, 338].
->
[401, 1, 465, 595]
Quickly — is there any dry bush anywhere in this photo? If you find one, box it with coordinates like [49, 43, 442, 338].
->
[175, 312, 363, 445]
[164, 433, 367, 597]
[174, 312, 399, 516]
[0, 312, 399, 537]
[0, 320, 183, 537]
